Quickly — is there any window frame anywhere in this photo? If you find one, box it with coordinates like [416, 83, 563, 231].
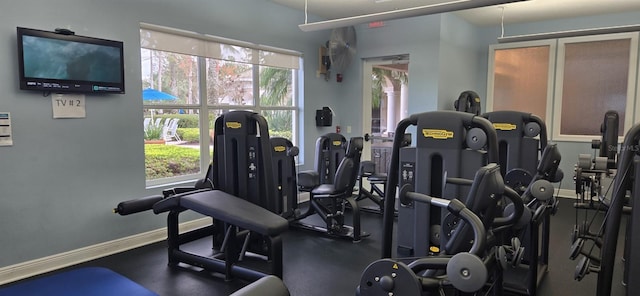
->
[487, 33, 640, 143]
[486, 39, 557, 129]
[141, 25, 302, 188]
[552, 32, 638, 142]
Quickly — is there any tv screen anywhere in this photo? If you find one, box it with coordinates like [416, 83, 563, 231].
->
[17, 27, 125, 94]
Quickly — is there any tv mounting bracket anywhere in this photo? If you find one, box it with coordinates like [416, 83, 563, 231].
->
[54, 28, 75, 35]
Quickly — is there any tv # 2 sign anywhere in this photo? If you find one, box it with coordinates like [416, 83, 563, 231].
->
[52, 94, 86, 118]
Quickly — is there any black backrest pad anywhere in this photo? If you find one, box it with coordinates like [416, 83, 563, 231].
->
[314, 133, 347, 184]
[482, 111, 541, 176]
[600, 110, 619, 164]
[346, 137, 364, 189]
[537, 143, 561, 178]
[446, 163, 503, 254]
[213, 111, 277, 213]
[333, 137, 363, 192]
[270, 137, 298, 216]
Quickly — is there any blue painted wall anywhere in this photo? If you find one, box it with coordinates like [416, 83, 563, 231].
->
[0, 0, 333, 267]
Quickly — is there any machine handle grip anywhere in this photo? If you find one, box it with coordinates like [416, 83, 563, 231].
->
[114, 195, 164, 215]
[492, 186, 524, 228]
[401, 185, 486, 255]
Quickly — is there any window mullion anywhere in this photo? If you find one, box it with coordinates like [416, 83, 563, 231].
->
[198, 56, 210, 165]
[253, 63, 260, 111]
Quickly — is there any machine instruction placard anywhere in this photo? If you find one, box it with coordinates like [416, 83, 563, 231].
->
[0, 112, 13, 146]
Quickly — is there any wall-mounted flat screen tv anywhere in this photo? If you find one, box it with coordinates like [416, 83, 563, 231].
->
[17, 27, 125, 94]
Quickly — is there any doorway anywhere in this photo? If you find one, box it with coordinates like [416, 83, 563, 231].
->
[361, 56, 409, 174]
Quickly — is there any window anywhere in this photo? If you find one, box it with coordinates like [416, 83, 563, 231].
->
[487, 33, 638, 141]
[487, 41, 555, 122]
[553, 34, 637, 140]
[140, 24, 301, 186]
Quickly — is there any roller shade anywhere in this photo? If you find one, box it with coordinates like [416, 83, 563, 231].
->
[140, 23, 300, 69]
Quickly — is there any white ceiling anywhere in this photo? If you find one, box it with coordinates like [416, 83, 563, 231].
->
[270, 0, 640, 27]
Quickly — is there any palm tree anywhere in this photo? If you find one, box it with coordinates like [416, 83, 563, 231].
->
[260, 67, 292, 105]
[260, 67, 292, 136]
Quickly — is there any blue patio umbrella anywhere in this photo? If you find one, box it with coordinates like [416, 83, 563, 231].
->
[142, 88, 178, 101]
[143, 88, 177, 123]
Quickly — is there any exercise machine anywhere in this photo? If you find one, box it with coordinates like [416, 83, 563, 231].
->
[298, 132, 347, 191]
[270, 137, 300, 220]
[454, 90, 482, 115]
[114, 111, 289, 282]
[293, 137, 369, 242]
[573, 120, 640, 296]
[499, 143, 562, 296]
[377, 110, 530, 293]
[481, 111, 547, 179]
[570, 111, 620, 281]
[359, 172, 499, 295]
[356, 133, 411, 215]
[382, 111, 499, 258]
[482, 110, 562, 295]
[573, 110, 619, 212]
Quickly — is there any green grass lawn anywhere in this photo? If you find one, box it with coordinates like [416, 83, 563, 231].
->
[145, 144, 200, 179]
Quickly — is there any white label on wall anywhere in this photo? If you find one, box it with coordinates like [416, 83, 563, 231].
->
[52, 94, 86, 118]
[0, 112, 13, 146]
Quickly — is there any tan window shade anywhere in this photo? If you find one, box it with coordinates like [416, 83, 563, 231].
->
[140, 24, 300, 69]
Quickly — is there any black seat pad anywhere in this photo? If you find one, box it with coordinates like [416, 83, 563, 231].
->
[180, 190, 289, 236]
[311, 184, 338, 196]
[367, 173, 387, 182]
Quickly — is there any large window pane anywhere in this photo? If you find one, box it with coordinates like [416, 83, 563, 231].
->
[206, 59, 254, 106]
[143, 108, 201, 181]
[262, 109, 295, 141]
[559, 38, 631, 136]
[259, 66, 293, 107]
[141, 49, 200, 105]
[492, 45, 550, 121]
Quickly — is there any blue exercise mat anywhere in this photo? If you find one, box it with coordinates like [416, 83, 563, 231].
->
[0, 267, 158, 296]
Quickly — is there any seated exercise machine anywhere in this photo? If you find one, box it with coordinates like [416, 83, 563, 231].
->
[293, 137, 369, 242]
[373, 110, 528, 294]
[356, 160, 387, 214]
[385, 111, 500, 258]
[498, 143, 562, 296]
[358, 165, 508, 294]
[356, 133, 411, 215]
[481, 110, 562, 296]
[298, 132, 347, 191]
[572, 120, 640, 296]
[114, 111, 289, 282]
